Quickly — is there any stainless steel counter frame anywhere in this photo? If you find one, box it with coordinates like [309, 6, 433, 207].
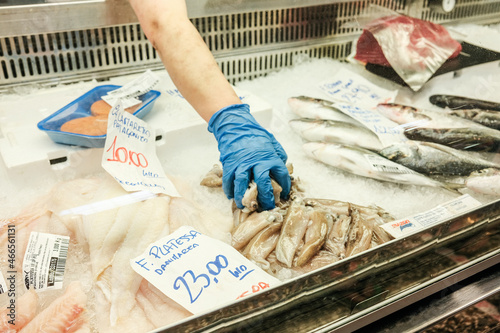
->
[2, 0, 500, 89]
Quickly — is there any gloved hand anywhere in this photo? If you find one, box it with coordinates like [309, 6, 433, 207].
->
[208, 103, 291, 210]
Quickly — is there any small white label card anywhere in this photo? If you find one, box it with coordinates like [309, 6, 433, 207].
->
[131, 226, 281, 314]
[22, 232, 70, 291]
[381, 194, 482, 238]
[102, 70, 160, 108]
[333, 102, 407, 147]
[102, 100, 180, 196]
[319, 68, 397, 107]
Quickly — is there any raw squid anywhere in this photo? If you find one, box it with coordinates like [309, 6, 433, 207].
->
[275, 199, 310, 267]
[243, 222, 282, 270]
[295, 209, 331, 267]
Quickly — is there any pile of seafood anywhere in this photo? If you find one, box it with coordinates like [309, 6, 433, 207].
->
[0, 163, 394, 332]
[201, 164, 394, 280]
[287, 95, 500, 196]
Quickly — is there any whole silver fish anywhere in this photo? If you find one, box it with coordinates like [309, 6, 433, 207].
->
[377, 103, 500, 152]
[288, 96, 363, 126]
[377, 103, 496, 130]
[289, 118, 383, 151]
[379, 141, 500, 176]
[303, 141, 451, 189]
[465, 168, 500, 196]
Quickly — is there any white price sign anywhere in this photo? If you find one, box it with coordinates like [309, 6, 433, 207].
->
[102, 100, 180, 196]
[131, 226, 281, 314]
[102, 70, 159, 108]
[319, 68, 397, 107]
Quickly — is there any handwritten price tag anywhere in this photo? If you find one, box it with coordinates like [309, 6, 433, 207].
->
[319, 68, 397, 107]
[102, 100, 180, 196]
[131, 226, 281, 314]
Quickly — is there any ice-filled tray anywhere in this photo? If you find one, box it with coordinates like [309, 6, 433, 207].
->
[37, 85, 161, 148]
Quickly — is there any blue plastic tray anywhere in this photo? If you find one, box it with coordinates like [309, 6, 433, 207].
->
[37, 85, 161, 148]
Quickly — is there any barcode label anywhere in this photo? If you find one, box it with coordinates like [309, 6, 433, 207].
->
[22, 232, 70, 291]
[106, 71, 159, 98]
[55, 237, 69, 285]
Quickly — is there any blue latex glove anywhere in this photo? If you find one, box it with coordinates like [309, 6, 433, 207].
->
[208, 103, 291, 210]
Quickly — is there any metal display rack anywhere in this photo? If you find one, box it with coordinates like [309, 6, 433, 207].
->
[2, 0, 500, 88]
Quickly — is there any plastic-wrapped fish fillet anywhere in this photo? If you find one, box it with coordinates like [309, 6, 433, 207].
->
[0, 175, 233, 333]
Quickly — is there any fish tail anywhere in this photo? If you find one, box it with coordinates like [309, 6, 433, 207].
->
[440, 181, 465, 194]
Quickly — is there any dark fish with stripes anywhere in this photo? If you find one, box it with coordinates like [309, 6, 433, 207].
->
[429, 94, 500, 111]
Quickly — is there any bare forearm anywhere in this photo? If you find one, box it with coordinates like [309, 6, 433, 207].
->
[129, 0, 241, 122]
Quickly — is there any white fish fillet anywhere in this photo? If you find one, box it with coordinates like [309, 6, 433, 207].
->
[135, 279, 191, 328]
[0, 174, 237, 333]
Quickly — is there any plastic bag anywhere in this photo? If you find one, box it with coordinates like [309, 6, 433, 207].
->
[354, 15, 462, 91]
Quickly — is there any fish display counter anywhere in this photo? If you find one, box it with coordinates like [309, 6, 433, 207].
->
[1, 1, 500, 332]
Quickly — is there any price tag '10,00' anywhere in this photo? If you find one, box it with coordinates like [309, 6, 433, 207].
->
[102, 100, 179, 196]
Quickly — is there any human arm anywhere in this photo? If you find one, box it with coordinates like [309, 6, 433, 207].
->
[128, 0, 237, 121]
[128, 0, 291, 209]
